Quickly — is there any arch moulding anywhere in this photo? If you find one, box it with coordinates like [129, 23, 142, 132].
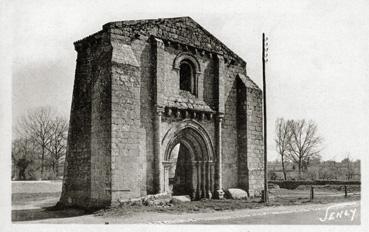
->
[173, 52, 202, 74]
[162, 119, 215, 162]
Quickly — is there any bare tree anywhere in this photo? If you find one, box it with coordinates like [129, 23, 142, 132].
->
[274, 118, 292, 180]
[16, 107, 55, 179]
[286, 119, 322, 178]
[12, 137, 38, 180]
[45, 116, 68, 177]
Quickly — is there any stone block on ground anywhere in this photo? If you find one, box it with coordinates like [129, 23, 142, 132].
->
[142, 193, 172, 206]
[225, 188, 248, 199]
[171, 195, 191, 203]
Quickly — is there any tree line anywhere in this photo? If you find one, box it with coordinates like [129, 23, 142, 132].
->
[12, 107, 68, 180]
[268, 155, 360, 181]
[274, 118, 360, 181]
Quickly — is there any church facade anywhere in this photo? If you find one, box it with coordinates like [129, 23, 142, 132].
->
[59, 17, 264, 208]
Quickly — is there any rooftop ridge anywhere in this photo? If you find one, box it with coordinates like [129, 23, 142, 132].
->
[74, 30, 104, 47]
[103, 16, 192, 27]
[103, 16, 246, 66]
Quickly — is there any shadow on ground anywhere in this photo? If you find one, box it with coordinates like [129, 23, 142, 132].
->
[12, 206, 89, 222]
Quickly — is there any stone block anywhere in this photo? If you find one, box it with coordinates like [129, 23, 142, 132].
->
[225, 188, 248, 199]
[171, 195, 191, 203]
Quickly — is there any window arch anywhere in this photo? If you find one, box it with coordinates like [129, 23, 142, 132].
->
[173, 52, 201, 97]
[179, 60, 195, 94]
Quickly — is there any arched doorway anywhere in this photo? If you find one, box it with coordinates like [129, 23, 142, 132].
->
[163, 123, 215, 200]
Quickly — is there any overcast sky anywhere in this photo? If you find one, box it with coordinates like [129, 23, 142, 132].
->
[10, 0, 369, 161]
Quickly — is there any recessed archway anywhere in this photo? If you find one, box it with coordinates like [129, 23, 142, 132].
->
[162, 121, 215, 200]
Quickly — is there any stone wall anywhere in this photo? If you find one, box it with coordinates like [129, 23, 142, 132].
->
[110, 36, 147, 202]
[237, 78, 248, 190]
[60, 31, 112, 208]
[222, 63, 247, 190]
[131, 39, 156, 194]
[222, 77, 239, 188]
[202, 58, 216, 108]
[90, 32, 112, 207]
[246, 87, 264, 196]
[60, 43, 92, 207]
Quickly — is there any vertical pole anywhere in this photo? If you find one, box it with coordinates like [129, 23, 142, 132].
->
[344, 185, 348, 198]
[262, 33, 269, 203]
[310, 185, 314, 200]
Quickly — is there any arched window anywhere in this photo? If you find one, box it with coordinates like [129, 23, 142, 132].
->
[173, 52, 201, 97]
[179, 60, 195, 95]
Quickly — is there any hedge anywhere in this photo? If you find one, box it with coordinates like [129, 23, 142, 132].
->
[269, 180, 361, 189]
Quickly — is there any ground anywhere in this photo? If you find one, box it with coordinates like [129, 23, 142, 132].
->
[12, 181, 360, 224]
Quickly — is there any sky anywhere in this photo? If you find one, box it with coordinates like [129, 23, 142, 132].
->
[9, 0, 369, 161]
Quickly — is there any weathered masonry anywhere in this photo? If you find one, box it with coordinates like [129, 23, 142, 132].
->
[59, 17, 264, 208]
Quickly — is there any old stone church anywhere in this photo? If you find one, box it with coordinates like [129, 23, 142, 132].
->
[59, 17, 264, 208]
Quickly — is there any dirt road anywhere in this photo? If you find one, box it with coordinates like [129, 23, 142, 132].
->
[186, 201, 360, 225]
[15, 201, 360, 225]
[12, 181, 360, 225]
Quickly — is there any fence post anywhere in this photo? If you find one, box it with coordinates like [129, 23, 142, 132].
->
[310, 185, 314, 200]
[344, 185, 348, 198]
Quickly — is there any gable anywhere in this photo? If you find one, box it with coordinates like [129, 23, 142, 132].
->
[103, 17, 245, 66]
[238, 73, 261, 90]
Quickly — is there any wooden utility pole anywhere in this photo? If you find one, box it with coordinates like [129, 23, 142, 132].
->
[262, 33, 269, 203]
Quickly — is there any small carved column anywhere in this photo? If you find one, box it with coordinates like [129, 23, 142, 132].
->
[216, 113, 225, 199]
[154, 106, 165, 193]
[196, 161, 201, 199]
[201, 161, 206, 198]
[210, 162, 215, 194]
[191, 161, 197, 199]
[206, 161, 211, 198]
[162, 162, 172, 194]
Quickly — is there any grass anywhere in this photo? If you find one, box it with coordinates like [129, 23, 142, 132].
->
[12, 180, 62, 194]
[95, 199, 264, 217]
[12, 192, 61, 205]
